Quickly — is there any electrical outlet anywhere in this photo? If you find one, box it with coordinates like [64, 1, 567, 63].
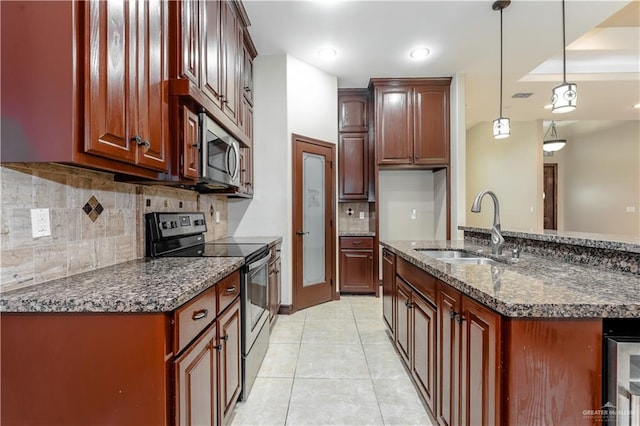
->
[31, 208, 51, 238]
[627, 206, 636, 213]
[359, 211, 365, 219]
[410, 208, 417, 220]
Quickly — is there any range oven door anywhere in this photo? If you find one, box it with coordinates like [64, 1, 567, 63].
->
[243, 253, 270, 352]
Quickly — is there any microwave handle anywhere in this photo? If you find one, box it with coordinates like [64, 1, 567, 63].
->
[226, 144, 239, 181]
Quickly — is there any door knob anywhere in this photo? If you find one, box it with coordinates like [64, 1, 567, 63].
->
[296, 230, 309, 236]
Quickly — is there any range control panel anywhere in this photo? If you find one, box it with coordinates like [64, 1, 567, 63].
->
[146, 212, 207, 240]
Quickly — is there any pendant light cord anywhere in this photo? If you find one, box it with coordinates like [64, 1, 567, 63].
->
[562, 0, 567, 84]
[499, 7, 504, 118]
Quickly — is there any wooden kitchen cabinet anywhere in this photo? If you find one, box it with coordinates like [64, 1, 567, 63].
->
[338, 133, 369, 201]
[436, 280, 501, 426]
[236, 146, 254, 197]
[382, 248, 396, 333]
[339, 90, 369, 132]
[339, 237, 375, 294]
[396, 258, 438, 414]
[1, 0, 168, 179]
[269, 244, 282, 327]
[1, 271, 242, 426]
[169, 0, 254, 148]
[370, 78, 450, 167]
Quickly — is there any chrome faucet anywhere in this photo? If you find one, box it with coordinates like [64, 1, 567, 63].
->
[471, 190, 505, 255]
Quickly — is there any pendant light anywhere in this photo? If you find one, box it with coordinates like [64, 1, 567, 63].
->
[542, 121, 567, 152]
[492, 1, 511, 139]
[551, 0, 577, 113]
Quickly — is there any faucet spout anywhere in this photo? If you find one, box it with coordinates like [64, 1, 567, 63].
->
[470, 190, 505, 255]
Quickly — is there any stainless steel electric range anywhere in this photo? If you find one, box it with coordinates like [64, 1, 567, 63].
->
[145, 212, 270, 401]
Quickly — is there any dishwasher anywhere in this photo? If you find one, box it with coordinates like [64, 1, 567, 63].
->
[604, 319, 640, 425]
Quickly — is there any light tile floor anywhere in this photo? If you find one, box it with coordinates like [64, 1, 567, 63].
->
[230, 295, 435, 426]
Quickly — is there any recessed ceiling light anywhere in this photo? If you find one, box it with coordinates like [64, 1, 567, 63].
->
[318, 47, 337, 60]
[544, 103, 553, 110]
[409, 48, 430, 61]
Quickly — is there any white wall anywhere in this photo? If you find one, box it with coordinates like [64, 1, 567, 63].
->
[561, 120, 639, 236]
[228, 54, 338, 306]
[450, 73, 466, 240]
[379, 170, 438, 241]
[466, 120, 543, 232]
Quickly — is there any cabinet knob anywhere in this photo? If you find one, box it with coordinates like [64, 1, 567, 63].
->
[244, 86, 251, 92]
[222, 334, 229, 342]
[457, 314, 466, 324]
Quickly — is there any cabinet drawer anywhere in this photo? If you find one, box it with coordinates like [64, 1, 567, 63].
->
[340, 237, 373, 249]
[217, 270, 241, 314]
[397, 257, 436, 304]
[174, 286, 217, 355]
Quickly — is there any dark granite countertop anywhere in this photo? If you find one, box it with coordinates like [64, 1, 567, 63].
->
[459, 226, 640, 254]
[381, 240, 640, 318]
[0, 257, 244, 313]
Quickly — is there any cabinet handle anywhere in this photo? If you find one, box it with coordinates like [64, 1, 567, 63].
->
[214, 344, 222, 351]
[457, 315, 466, 324]
[449, 310, 457, 319]
[225, 286, 236, 294]
[192, 309, 208, 321]
[222, 335, 229, 342]
[352, 241, 362, 245]
[132, 135, 142, 145]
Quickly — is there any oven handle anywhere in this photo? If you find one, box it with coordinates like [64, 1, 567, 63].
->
[247, 253, 271, 271]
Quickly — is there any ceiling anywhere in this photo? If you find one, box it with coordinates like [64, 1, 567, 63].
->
[242, 0, 640, 129]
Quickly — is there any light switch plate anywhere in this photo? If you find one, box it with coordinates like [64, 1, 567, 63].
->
[31, 208, 51, 238]
[215, 211, 221, 223]
[359, 211, 365, 219]
[410, 208, 417, 220]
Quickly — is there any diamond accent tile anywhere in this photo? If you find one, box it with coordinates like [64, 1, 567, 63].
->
[82, 196, 104, 222]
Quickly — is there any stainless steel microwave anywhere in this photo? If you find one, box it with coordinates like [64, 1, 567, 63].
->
[197, 113, 240, 190]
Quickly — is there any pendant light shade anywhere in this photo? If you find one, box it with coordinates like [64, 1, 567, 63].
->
[543, 121, 567, 152]
[551, 0, 577, 113]
[493, 118, 511, 139]
[492, 1, 511, 139]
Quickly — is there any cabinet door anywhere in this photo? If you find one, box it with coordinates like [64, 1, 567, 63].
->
[219, 298, 242, 424]
[201, 0, 222, 106]
[182, 106, 200, 180]
[460, 297, 501, 426]
[338, 93, 368, 132]
[238, 97, 253, 147]
[382, 249, 396, 333]
[84, 0, 136, 164]
[179, 0, 201, 85]
[395, 278, 412, 366]
[412, 295, 437, 415]
[375, 85, 413, 165]
[437, 284, 461, 426]
[175, 321, 218, 426]
[339, 248, 374, 293]
[338, 133, 369, 201]
[134, 0, 169, 172]
[414, 85, 449, 165]
[220, 1, 240, 123]
[242, 41, 254, 105]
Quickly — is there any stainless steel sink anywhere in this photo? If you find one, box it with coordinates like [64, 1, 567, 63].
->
[416, 250, 477, 259]
[438, 257, 498, 266]
[416, 249, 498, 265]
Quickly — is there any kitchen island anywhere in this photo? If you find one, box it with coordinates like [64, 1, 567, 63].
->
[381, 237, 639, 426]
[1, 256, 244, 425]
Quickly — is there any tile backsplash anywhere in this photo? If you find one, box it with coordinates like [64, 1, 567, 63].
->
[338, 202, 375, 233]
[0, 163, 228, 292]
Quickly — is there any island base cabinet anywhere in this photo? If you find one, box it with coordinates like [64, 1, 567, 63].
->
[382, 248, 396, 334]
[503, 318, 602, 425]
[0, 313, 172, 425]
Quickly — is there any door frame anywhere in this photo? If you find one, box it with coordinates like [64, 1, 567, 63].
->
[543, 163, 558, 230]
[291, 133, 338, 313]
